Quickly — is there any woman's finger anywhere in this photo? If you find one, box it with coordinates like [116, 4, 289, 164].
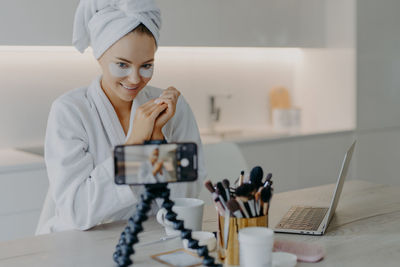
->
[155, 99, 174, 116]
[158, 95, 176, 104]
[160, 98, 174, 109]
[150, 103, 168, 119]
[159, 87, 180, 99]
[142, 102, 163, 115]
[141, 98, 159, 109]
[155, 92, 179, 105]
[162, 89, 180, 99]
[136, 101, 159, 116]
[166, 86, 180, 94]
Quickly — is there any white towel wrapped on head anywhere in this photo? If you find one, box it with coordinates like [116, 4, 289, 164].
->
[73, 0, 161, 59]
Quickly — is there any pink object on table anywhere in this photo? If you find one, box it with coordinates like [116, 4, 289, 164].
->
[273, 239, 325, 263]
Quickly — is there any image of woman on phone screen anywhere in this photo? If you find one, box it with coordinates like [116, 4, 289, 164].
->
[37, 0, 205, 234]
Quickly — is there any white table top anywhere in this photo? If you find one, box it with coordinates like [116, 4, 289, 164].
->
[1, 180, 400, 266]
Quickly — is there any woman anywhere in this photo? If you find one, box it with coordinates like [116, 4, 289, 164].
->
[137, 146, 175, 183]
[38, 0, 205, 234]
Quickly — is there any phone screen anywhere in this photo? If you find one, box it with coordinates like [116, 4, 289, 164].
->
[114, 143, 197, 185]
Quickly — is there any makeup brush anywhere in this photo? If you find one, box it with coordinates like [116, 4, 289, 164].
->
[250, 166, 264, 188]
[242, 198, 255, 218]
[260, 186, 273, 216]
[222, 179, 231, 200]
[239, 170, 245, 185]
[235, 198, 250, 218]
[263, 173, 273, 187]
[226, 199, 243, 218]
[204, 180, 216, 194]
[204, 180, 225, 215]
[236, 183, 257, 217]
[254, 191, 261, 216]
[216, 187, 228, 209]
[235, 183, 255, 198]
[216, 182, 227, 202]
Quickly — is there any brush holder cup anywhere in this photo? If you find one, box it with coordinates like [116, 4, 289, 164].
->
[217, 214, 268, 266]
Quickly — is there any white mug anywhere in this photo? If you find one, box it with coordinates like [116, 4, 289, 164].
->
[156, 198, 204, 235]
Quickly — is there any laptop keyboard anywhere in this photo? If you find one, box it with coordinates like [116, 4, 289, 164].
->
[276, 206, 329, 231]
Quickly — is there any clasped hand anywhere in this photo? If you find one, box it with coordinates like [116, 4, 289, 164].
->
[126, 87, 180, 145]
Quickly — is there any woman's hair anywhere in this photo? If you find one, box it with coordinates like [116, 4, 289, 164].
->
[132, 23, 155, 42]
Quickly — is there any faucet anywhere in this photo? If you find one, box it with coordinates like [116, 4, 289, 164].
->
[209, 95, 220, 124]
[208, 94, 232, 133]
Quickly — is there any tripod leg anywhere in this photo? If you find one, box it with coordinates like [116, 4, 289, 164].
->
[113, 183, 222, 267]
[159, 188, 222, 267]
[113, 186, 158, 266]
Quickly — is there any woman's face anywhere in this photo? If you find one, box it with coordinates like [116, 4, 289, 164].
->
[98, 31, 157, 104]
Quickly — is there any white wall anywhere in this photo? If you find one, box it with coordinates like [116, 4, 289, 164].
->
[151, 47, 300, 129]
[0, 47, 100, 148]
[293, 49, 355, 132]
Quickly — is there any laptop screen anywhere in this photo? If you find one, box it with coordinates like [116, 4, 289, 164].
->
[326, 141, 356, 224]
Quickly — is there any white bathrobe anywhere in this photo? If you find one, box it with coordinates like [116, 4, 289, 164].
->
[40, 76, 205, 233]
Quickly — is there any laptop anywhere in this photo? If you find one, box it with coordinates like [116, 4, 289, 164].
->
[274, 141, 356, 235]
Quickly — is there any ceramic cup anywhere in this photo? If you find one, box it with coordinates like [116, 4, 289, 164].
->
[156, 198, 204, 235]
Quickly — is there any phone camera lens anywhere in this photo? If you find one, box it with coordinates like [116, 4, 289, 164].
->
[180, 158, 189, 167]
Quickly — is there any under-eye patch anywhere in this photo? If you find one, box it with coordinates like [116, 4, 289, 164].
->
[109, 63, 154, 78]
[139, 65, 154, 78]
[109, 63, 132, 77]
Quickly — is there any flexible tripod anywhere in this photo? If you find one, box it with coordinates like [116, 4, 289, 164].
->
[113, 183, 222, 267]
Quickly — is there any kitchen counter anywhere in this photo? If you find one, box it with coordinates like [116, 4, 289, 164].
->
[200, 126, 355, 144]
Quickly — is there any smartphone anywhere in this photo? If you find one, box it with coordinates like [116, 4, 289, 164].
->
[114, 142, 198, 185]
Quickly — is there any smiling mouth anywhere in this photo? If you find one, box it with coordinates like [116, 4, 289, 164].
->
[120, 83, 139, 90]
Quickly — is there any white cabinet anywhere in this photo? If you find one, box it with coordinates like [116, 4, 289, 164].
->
[236, 131, 356, 193]
[0, 0, 79, 45]
[0, 150, 48, 242]
[0, 0, 325, 47]
[354, 1, 400, 186]
[356, 0, 400, 131]
[157, 0, 325, 47]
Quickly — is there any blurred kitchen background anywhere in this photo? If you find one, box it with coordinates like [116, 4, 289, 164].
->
[0, 0, 399, 241]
